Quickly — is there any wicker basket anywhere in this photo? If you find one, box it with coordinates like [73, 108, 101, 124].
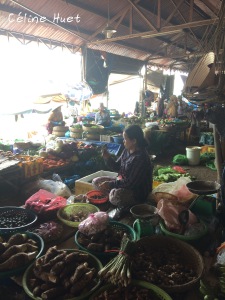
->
[75, 221, 137, 259]
[89, 280, 172, 300]
[82, 124, 104, 133]
[132, 235, 204, 293]
[69, 126, 83, 133]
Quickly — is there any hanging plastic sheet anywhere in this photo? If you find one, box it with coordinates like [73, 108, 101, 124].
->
[65, 81, 93, 104]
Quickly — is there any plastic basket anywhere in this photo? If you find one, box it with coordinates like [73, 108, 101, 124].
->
[22, 249, 103, 300]
[89, 280, 173, 300]
[159, 220, 208, 242]
[0, 231, 44, 279]
[0, 206, 38, 234]
[57, 203, 99, 228]
[132, 236, 204, 293]
[86, 190, 109, 204]
[75, 221, 137, 259]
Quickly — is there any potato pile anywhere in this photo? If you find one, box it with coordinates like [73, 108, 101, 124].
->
[27, 246, 99, 300]
[77, 226, 125, 252]
[0, 233, 39, 271]
[66, 210, 88, 222]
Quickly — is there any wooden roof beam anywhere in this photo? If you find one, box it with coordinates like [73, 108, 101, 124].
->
[157, 0, 161, 29]
[88, 17, 220, 45]
[126, 0, 158, 31]
[169, 0, 203, 49]
[163, 0, 185, 27]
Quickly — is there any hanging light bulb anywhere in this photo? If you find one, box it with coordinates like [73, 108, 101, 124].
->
[102, 0, 117, 39]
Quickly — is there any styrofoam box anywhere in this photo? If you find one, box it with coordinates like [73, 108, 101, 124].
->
[75, 170, 117, 195]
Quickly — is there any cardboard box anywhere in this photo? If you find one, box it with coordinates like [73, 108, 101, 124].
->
[100, 135, 113, 142]
[75, 170, 117, 195]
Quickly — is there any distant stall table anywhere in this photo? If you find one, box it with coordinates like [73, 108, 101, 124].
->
[0, 156, 23, 191]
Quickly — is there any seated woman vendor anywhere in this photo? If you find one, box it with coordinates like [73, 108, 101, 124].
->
[95, 102, 111, 127]
[92, 124, 153, 220]
[46, 105, 65, 134]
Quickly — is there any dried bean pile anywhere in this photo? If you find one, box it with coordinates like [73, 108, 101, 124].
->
[92, 284, 161, 300]
[131, 245, 197, 286]
[0, 210, 30, 228]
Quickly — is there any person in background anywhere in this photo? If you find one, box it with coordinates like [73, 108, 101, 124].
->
[46, 105, 65, 134]
[92, 124, 153, 220]
[157, 97, 164, 117]
[177, 95, 188, 117]
[166, 95, 178, 118]
[134, 101, 140, 115]
[95, 102, 111, 127]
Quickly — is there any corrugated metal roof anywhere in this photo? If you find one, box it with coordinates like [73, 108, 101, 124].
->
[0, 0, 222, 71]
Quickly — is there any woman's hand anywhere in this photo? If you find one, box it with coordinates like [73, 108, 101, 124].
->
[101, 146, 110, 160]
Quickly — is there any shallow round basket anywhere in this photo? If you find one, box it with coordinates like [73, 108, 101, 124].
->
[186, 180, 221, 195]
[0, 206, 38, 234]
[159, 220, 208, 242]
[82, 124, 104, 133]
[130, 204, 158, 219]
[69, 126, 83, 133]
[57, 203, 99, 228]
[75, 221, 137, 259]
[89, 280, 172, 300]
[22, 249, 103, 300]
[86, 190, 109, 204]
[0, 231, 44, 279]
[153, 192, 178, 204]
[133, 235, 204, 293]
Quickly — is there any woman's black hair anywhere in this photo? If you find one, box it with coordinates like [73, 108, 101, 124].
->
[124, 124, 148, 148]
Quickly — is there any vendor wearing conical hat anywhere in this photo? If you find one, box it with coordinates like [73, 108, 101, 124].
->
[46, 105, 65, 134]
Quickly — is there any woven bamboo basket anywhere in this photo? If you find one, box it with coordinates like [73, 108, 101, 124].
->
[132, 235, 204, 293]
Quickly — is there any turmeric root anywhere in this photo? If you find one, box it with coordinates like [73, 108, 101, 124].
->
[0, 251, 37, 271]
[0, 244, 27, 262]
[73, 252, 90, 262]
[70, 268, 95, 295]
[32, 286, 42, 297]
[64, 251, 80, 264]
[41, 286, 65, 300]
[60, 263, 77, 279]
[6, 233, 28, 246]
[24, 242, 39, 252]
[50, 261, 65, 275]
[70, 262, 89, 284]
[43, 246, 61, 264]
[33, 267, 59, 284]
[0, 243, 6, 255]
[48, 251, 67, 266]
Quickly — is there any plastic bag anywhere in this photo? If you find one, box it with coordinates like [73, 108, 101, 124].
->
[170, 177, 195, 203]
[172, 154, 188, 165]
[78, 211, 109, 236]
[38, 179, 72, 198]
[157, 199, 197, 231]
[216, 243, 225, 265]
[153, 177, 195, 204]
[25, 189, 67, 217]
